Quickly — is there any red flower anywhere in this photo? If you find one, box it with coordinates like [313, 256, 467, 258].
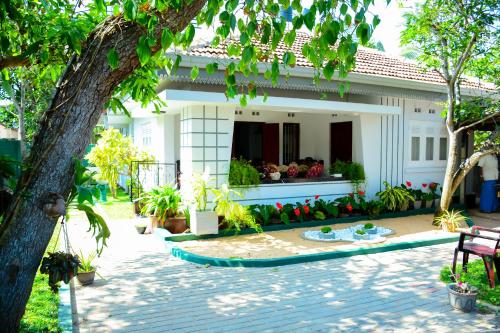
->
[314, 195, 320, 200]
[422, 183, 428, 188]
[406, 181, 412, 187]
[294, 208, 301, 217]
[303, 205, 310, 214]
[276, 202, 283, 210]
[429, 182, 438, 191]
[346, 204, 353, 212]
[358, 191, 365, 196]
[349, 193, 354, 198]
[305, 199, 310, 204]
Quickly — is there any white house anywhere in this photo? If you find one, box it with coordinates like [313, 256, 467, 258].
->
[108, 32, 493, 205]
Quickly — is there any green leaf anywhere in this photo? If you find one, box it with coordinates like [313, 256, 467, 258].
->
[106, 48, 119, 70]
[161, 29, 174, 50]
[373, 15, 381, 28]
[240, 94, 247, 107]
[206, 62, 218, 75]
[323, 61, 335, 80]
[94, 0, 106, 13]
[340, 3, 348, 15]
[136, 36, 151, 66]
[124, 0, 138, 20]
[242, 46, 254, 63]
[190, 66, 199, 81]
[184, 24, 195, 45]
[304, 11, 315, 30]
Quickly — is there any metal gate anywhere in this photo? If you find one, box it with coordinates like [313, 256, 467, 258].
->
[129, 161, 178, 201]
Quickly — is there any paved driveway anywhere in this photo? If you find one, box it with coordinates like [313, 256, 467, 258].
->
[67, 218, 499, 333]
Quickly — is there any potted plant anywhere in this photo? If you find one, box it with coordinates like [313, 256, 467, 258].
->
[77, 251, 99, 286]
[377, 181, 414, 212]
[135, 223, 147, 234]
[429, 182, 441, 207]
[189, 171, 218, 235]
[319, 226, 335, 239]
[422, 192, 434, 208]
[447, 269, 478, 312]
[433, 210, 466, 232]
[270, 171, 281, 181]
[364, 223, 377, 234]
[40, 251, 80, 292]
[353, 229, 370, 240]
[287, 164, 299, 178]
[366, 200, 384, 219]
[329, 160, 346, 178]
[140, 185, 187, 233]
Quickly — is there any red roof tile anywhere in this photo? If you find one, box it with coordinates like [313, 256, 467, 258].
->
[186, 32, 495, 92]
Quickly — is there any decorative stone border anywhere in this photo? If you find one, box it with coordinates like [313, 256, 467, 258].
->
[170, 234, 461, 268]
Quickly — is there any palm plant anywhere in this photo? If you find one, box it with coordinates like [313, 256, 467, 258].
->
[140, 185, 181, 221]
[434, 210, 467, 232]
[377, 181, 414, 212]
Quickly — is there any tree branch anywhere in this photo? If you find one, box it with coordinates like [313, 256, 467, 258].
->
[451, 147, 499, 194]
[0, 55, 30, 71]
[455, 111, 500, 133]
[451, 31, 478, 84]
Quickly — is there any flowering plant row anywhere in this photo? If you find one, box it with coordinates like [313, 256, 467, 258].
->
[402, 181, 441, 201]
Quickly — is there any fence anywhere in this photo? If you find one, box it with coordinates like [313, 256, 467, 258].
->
[129, 161, 178, 201]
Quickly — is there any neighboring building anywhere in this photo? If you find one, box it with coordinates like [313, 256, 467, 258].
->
[108, 32, 494, 205]
[0, 124, 17, 139]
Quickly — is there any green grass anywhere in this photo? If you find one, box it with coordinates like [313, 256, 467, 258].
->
[99, 187, 135, 220]
[440, 259, 500, 306]
[20, 224, 62, 333]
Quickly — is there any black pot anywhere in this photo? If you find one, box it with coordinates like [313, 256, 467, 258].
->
[135, 226, 146, 234]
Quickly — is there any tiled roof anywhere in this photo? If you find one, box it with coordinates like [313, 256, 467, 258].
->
[186, 32, 495, 92]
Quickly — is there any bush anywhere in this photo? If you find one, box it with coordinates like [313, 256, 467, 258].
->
[377, 181, 414, 212]
[228, 158, 260, 186]
[321, 226, 332, 233]
[140, 185, 181, 221]
[329, 160, 365, 181]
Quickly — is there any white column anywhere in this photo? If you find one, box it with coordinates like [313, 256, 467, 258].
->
[359, 114, 382, 198]
[180, 105, 235, 189]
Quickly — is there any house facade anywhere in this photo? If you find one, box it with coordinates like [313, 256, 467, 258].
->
[108, 33, 491, 205]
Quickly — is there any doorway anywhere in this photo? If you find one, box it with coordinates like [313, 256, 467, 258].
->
[330, 121, 352, 162]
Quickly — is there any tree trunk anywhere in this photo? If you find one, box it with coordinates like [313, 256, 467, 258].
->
[17, 82, 26, 160]
[440, 133, 459, 213]
[0, 2, 205, 330]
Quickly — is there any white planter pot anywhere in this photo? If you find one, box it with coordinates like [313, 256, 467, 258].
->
[190, 208, 218, 235]
[424, 200, 433, 208]
[413, 200, 422, 209]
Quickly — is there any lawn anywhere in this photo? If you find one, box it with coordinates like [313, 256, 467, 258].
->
[99, 187, 135, 220]
[440, 259, 500, 306]
[20, 224, 61, 333]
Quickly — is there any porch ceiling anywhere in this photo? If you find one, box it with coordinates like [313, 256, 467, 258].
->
[161, 89, 401, 115]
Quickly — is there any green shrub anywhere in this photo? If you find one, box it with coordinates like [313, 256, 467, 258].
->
[229, 158, 260, 186]
[329, 160, 365, 181]
[139, 185, 181, 221]
[364, 223, 374, 229]
[377, 181, 414, 212]
[440, 261, 500, 306]
[355, 229, 366, 235]
[321, 226, 332, 233]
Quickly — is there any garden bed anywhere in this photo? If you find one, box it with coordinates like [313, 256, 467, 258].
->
[175, 214, 453, 260]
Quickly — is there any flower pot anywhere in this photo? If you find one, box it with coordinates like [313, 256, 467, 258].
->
[447, 284, 478, 312]
[189, 208, 218, 235]
[423, 200, 432, 208]
[318, 232, 335, 240]
[77, 271, 96, 286]
[413, 200, 422, 209]
[399, 201, 409, 211]
[164, 217, 188, 234]
[270, 172, 281, 181]
[135, 225, 146, 234]
[365, 227, 377, 235]
[332, 173, 342, 178]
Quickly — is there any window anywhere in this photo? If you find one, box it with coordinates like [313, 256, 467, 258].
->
[426, 137, 434, 160]
[141, 123, 152, 146]
[283, 123, 300, 164]
[439, 137, 448, 160]
[411, 137, 420, 161]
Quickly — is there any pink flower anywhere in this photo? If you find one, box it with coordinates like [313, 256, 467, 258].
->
[303, 205, 310, 214]
[406, 181, 412, 187]
[349, 193, 354, 198]
[305, 199, 310, 204]
[314, 195, 320, 200]
[358, 191, 365, 196]
[422, 183, 428, 188]
[276, 202, 283, 210]
[294, 208, 301, 217]
[346, 204, 353, 212]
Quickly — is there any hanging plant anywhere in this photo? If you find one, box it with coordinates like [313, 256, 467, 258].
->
[40, 251, 80, 292]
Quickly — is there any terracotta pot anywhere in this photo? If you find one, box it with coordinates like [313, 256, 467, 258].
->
[163, 217, 188, 234]
[77, 271, 96, 286]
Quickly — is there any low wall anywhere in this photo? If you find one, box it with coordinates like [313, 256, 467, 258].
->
[230, 180, 355, 206]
